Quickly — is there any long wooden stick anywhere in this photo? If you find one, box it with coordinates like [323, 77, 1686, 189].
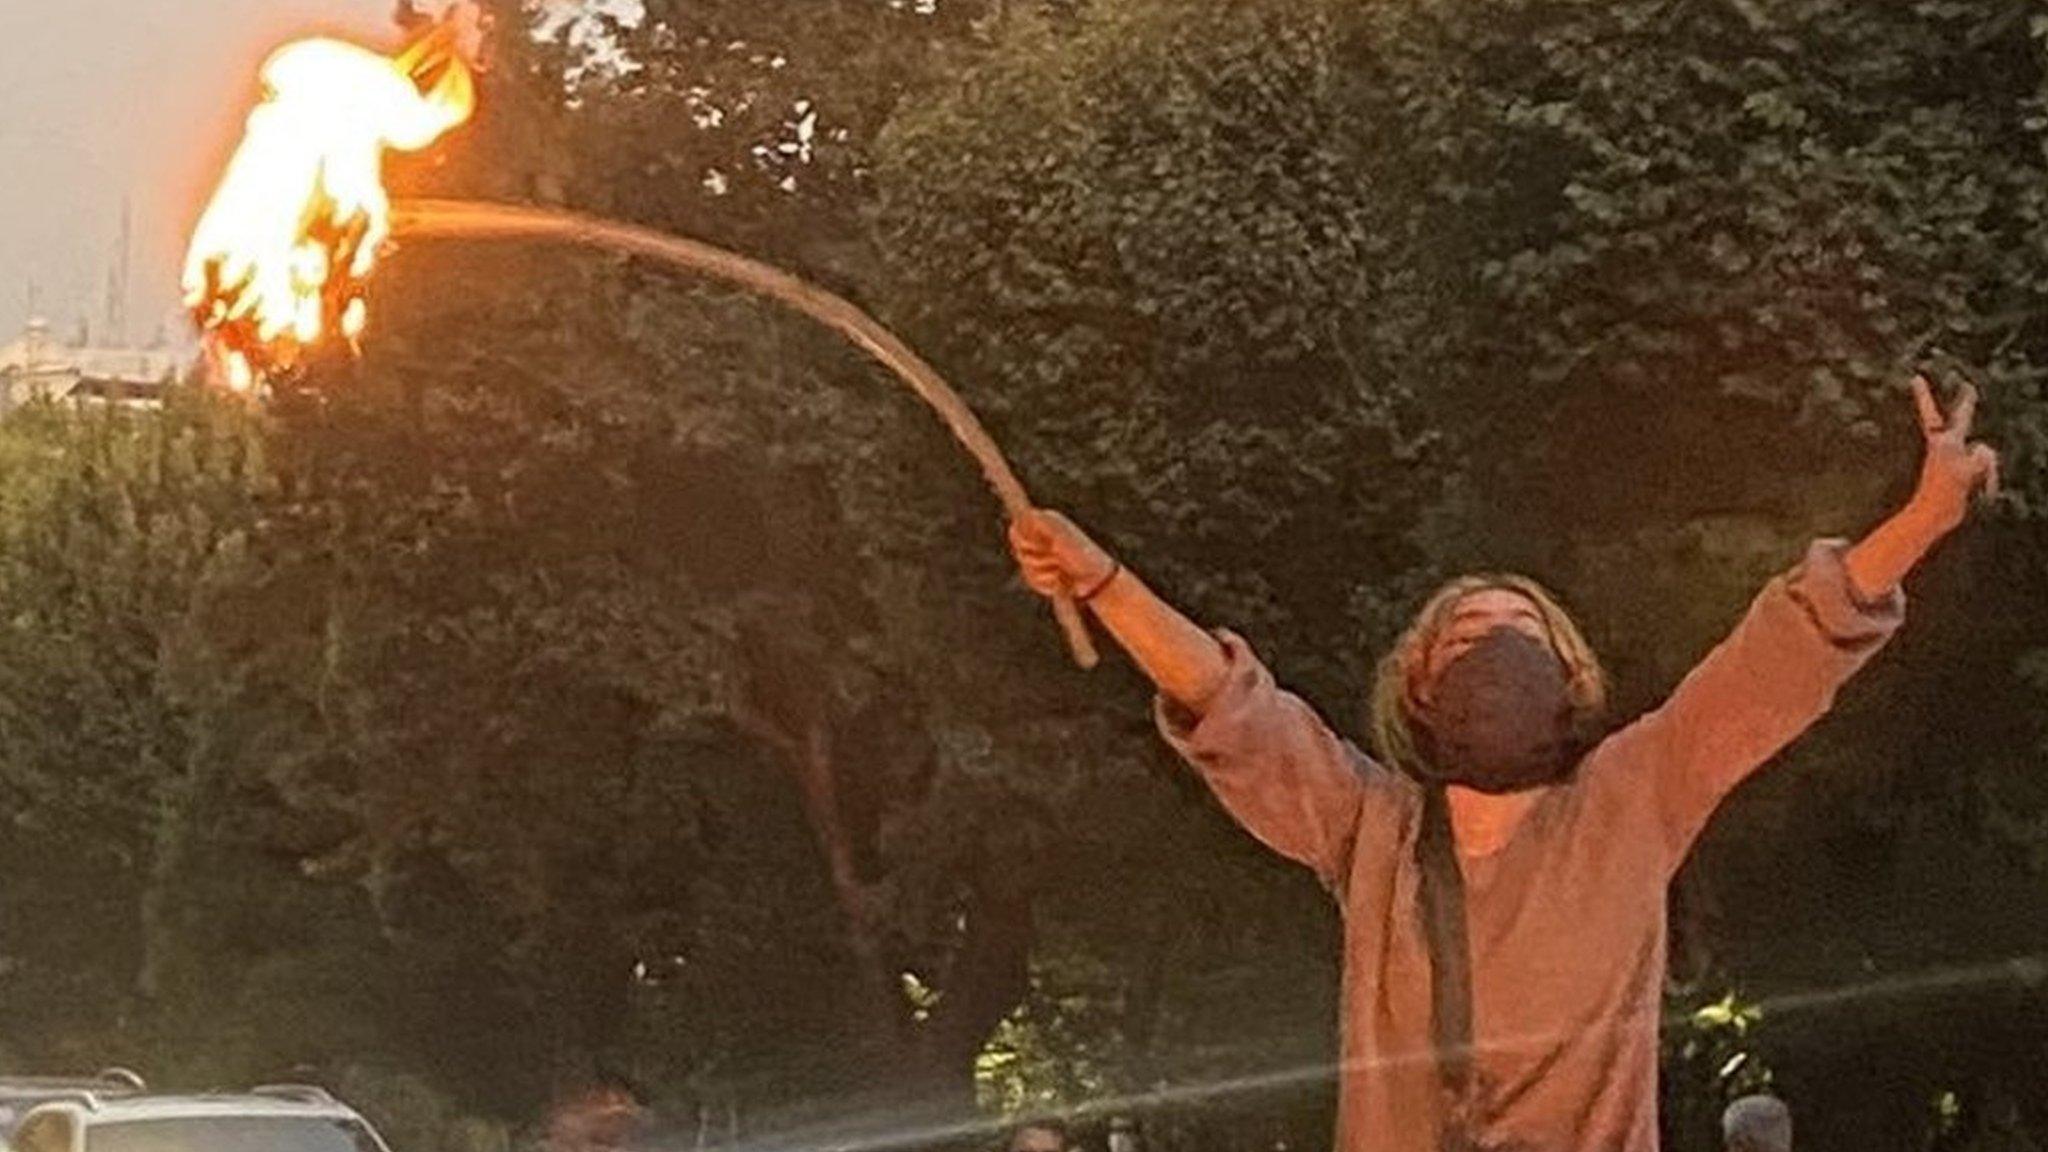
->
[391, 198, 1098, 669]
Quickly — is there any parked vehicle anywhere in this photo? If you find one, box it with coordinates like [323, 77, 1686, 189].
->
[0, 1071, 146, 1138]
[4, 1081, 391, 1152]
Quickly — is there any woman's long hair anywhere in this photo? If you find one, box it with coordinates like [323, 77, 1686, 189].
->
[1368, 573, 1610, 779]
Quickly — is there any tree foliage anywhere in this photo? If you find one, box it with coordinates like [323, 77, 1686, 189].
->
[2, 1, 2047, 1150]
[875, 0, 2048, 1146]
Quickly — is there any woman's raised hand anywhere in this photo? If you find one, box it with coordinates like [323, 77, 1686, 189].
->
[1009, 509, 1117, 601]
[1908, 375, 2000, 534]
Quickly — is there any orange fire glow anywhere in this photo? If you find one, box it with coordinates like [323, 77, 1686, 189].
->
[183, 10, 479, 389]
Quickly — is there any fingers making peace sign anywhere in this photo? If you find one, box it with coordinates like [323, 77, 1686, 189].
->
[1908, 374, 2000, 533]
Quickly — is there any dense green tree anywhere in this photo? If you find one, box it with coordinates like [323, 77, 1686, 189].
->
[874, 0, 2048, 1147]
[0, 394, 390, 1085]
[4, 1, 2047, 1149]
[321, 0, 1341, 1136]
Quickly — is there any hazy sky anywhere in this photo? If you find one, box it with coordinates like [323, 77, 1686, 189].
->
[0, 0, 398, 346]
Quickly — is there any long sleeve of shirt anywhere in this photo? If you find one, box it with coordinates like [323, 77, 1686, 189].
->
[1155, 630, 1387, 892]
[1588, 539, 1906, 875]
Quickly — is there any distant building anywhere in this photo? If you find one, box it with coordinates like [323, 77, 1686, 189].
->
[0, 318, 188, 411]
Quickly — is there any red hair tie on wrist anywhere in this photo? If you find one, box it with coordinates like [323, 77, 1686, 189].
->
[1077, 560, 1123, 602]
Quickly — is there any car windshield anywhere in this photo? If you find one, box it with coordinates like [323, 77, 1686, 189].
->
[87, 1118, 382, 1152]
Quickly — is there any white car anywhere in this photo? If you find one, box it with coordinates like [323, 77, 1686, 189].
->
[6, 1085, 392, 1152]
[0, 1071, 147, 1137]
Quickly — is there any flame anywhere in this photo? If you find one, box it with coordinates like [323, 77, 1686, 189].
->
[184, 12, 478, 388]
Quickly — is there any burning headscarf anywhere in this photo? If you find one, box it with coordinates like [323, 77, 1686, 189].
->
[183, 5, 481, 389]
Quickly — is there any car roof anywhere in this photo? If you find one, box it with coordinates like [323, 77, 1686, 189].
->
[19, 1095, 365, 1125]
[0, 1081, 135, 1098]
[84, 1098, 363, 1122]
[0, 1082, 141, 1131]
[0, 1075, 145, 1105]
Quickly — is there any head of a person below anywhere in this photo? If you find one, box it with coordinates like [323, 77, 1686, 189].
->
[1005, 1119, 1070, 1152]
[1722, 1094, 1793, 1152]
[1369, 575, 1610, 856]
[542, 1085, 650, 1152]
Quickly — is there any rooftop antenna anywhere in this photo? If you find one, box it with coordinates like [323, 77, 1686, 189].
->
[105, 196, 133, 346]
